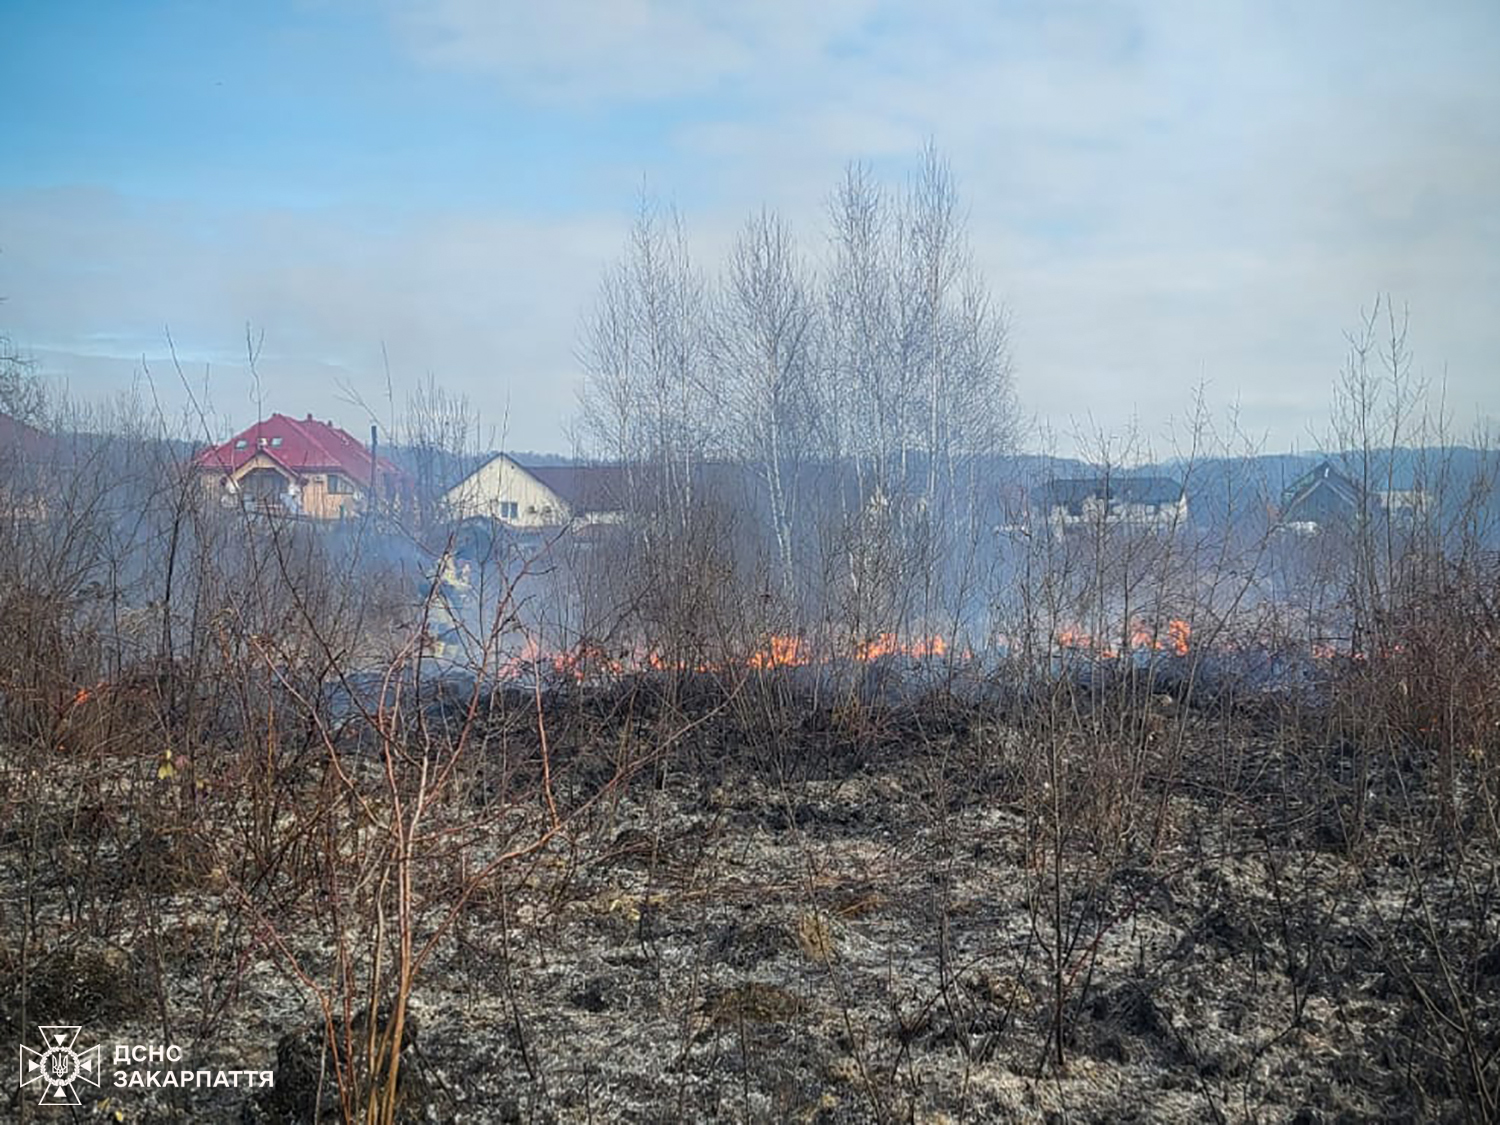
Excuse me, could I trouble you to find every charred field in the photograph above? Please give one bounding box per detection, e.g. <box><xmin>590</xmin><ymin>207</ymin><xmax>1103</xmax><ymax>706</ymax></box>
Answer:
<box><xmin>8</xmin><ymin>35</ymin><xmax>1500</xmax><ymax>1122</ymax></box>
<box><xmin>3</xmin><ymin>657</ymin><xmax>1499</xmax><ymax>1124</ymax></box>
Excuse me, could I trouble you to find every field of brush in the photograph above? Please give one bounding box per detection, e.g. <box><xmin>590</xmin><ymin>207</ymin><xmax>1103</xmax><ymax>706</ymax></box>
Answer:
<box><xmin>4</xmin><ymin>661</ymin><xmax>1498</xmax><ymax>1123</ymax></box>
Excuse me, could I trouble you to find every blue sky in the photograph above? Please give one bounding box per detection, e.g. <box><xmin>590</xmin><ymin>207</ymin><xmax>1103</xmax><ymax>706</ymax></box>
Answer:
<box><xmin>2</xmin><ymin>0</ymin><xmax>1497</xmax><ymax>455</ymax></box>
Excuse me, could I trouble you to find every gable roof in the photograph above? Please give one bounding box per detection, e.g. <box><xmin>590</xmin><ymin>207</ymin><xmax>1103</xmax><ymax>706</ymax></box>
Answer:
<box><xmin>194</xmin><ymin>413</ymin><xmax>406</xmax><ymax>484</ymax></box>
<box><xmin>1281</xmin><ymin>460</ymin><xmax>1364</xmax><ymax>509</ymax></box>
<box><xmin>520</xmin><ymin>462</ymin><xmax>628</xmax><ymax>515</ymax></box>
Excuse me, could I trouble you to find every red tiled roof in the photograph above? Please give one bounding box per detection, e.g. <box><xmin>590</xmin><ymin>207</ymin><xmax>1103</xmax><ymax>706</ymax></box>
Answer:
<box><xmin>194</xmin><ymin>413</ymin><xmax>406</xmax><ymax>485</ymax></box>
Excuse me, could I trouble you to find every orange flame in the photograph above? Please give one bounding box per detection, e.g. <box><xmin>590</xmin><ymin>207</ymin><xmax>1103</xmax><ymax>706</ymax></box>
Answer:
<box><xmin>1056</xmin><ymin>627</ymin><xmax>1116</xmax><ymax>658</ymax></box>
<box><xmin>1056</xmin><ymin>619</ymin><xmax>1190</xmax><ymax>658</ymax></box>
<box><xmin>1167</xmin><ymin>619</ymin><xmax>1190</xmax><ymax>656</ymax></box>
<box><xmin>67</xmin><ymin>681</ymin><xmax>109</xmax><ymax>710</ymax></box>
<box><xmin>907</xmin><ymin>635</ymin><xmax>948</xmax><ymax>659</ymax></box>
<box><xmin>854</xmin><ymin>632</ymin><xmax>899</xmax><ymax>661</ymax></box>
<box><xmin>852</xmin><ymin>633</ymin><xmax>950</xmax><ymax>661</ymax></box>
<box><xmin>491</xmin><ymin>630</ymin><xmax>963</xmax><ymax>681</ymax></box>
<box><xmin>747</xmin><ymin>635</ymin><xmax>811</xmax><ymax>669</ymax></box>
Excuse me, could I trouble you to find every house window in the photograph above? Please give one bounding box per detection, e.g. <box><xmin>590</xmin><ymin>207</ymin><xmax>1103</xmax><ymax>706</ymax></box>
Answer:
<box><xmin>234</xmin><ymin>439</ymin><xmax>248</xmax><ymax>449</ymax></box>
<box><xmin>270</xmin><ymin>436</ymin><xmax>283</xmax><ymax>447</ymax></box>
<box><xmin>499</xmin><ymin>501</ymin><xmax>519</xmax><ymax>520</ymax></box>
<box><xmin>327</xmin><ymin>474</ymin><xmax>352</xmax><ymax>495</ymax></box>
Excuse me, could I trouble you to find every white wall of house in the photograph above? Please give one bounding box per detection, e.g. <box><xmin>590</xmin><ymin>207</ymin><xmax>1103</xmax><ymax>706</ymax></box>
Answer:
<box><xmin>443</xmin><ymin>454</ymin><xmax>572</xmax><ymax>527</ymax></box>
<box><xmin>1383</xmin><ymin>489</ymin><xmax>1426</xmax><ymax>516</ymax></box>
<box><xmin>1116</xmin><ymin>495</ymin><xmax>1188</xmax><ymax>529</ymax></box>
<box><xmin>1047</xmin><ymin>494</ymin><xmax>1187</xmax><ymax>534</ymax></box>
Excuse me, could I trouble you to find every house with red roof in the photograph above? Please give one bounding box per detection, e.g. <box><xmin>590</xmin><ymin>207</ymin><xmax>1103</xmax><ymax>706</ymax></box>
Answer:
<box><xmin>194</xmin><ymin>413</ymin><xmax>411</xmax><ymax>520</ymax></box>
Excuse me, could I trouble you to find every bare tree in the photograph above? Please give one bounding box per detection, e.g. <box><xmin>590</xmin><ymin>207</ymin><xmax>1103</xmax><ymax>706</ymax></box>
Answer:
<box><xmin>820</xmin><ymin>147</ymin><xmax>1017</xmax><ymax>642</ymax></box>
<box><xmin>577</xmin><ymin>149</ymin><xmax>1018</xmax><ymax>662</ymax></box>
<box><xmin>578</xmin><ymin>194</ymin><xmax>739</xmax><ymax>669</ymax></box>
<box><xmin>714</xmin><ymin>207</ymin><xmax>819</xmax><ymax>594</ymax></box>
<box><xmin>822</xmin><ymin>161</ymin><xmax>896</xmax><ymax>473</ymax></box>
<box><xmin>579</xmin><ymin>194</ymin><xmax>720</xmax><ymax>500</ymax></box>
<box><xmin>399</xmin><ymin>373</ymin><xmax>476</xmax><ymax>527</ymax></box>
<box><xmin>0</xmin><ymin>330</ymin><xmax>47</xmax><ymax>425</ymax></box>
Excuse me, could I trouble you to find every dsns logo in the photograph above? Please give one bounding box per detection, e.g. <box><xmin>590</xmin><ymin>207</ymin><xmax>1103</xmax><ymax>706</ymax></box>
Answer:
<box><xmin>18</xmin><ymin>1025</ymin><xmax>102</xmax><ymax>1106</ymax></box>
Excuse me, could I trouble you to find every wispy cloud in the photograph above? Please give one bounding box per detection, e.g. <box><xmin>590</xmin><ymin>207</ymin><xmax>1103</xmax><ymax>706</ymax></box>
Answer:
<box><xmin>2</xmin><ymin>0</ymin><xmax>1496</xmax><ymax>452</ymax></box>
<box><xmin>0</xmin><ymin>187</ymin><xmax>621</xmax><ymax>444</ymax></box>
<box><xmin>387</xmin><ymin>0</ymin><xmax>884</xmax><ymax>103</ymax></box>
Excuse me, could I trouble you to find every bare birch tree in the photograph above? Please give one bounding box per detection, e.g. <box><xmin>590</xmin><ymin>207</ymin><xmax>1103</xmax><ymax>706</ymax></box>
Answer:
<box><xmin>821</xmin><ymin>146</ymin><xmax>1016</xmax><ymax>638</ymax></box>
<box><xmin>579</xmin><ymin>194</ymin><xmax>718</xmax><ymax>515</ymax></box>
<box><xmin>714</xmin><ymin>207</ymin><xmax>819</xmax><ymax>594</ymax></box>
<box><xmin>578</xmin><ymin>148</ymin><xmax>1016</xmax><ymax>653</ymax></box>
<box><xmin>578</xmin><ymin>194</ymin><xmax>734</xmax><ymax>667</ymax></box>
<box><xmin>1</xmin><ymin>330</ymin><xmax>47</xmax><ymax>425</ymax></box>
<box><xmin>400</xmin><ymin>373</ymin><xmax>476</xmax><ymax>527</ymax></box>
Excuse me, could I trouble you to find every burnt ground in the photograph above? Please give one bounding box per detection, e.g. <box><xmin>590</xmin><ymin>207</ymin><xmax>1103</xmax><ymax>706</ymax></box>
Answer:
<box><xmin>3</xmin><ymin>684</ymin><xmax>1499</xmax><ymax>1123</ymax></box>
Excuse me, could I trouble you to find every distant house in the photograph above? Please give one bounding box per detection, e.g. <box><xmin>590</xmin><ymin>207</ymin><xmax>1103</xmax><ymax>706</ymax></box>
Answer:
<box><xmin>194</xmin><ymin>413</ymin><xmax>410</xmax><ymax>520</ymax></box>
<box><xmin>1277</xmin><ymin>459</ymin><xmax>1429</xmax><ymax>533</ymax></box>
<box><xmin>443</xmin><ymin>454</ymin><xmax>626</xmax><ymax>529</ymax></box>
<box><xmin>1380</xmin><ymin>488</ymin><xmax>1427</xmax><ymax>519</ymax></box>
<box><xmin>1039</xmin><ymin>476</ymin><xmax>1187</xmax><ymax>534</ymax></box>
<box><xmin>1278</xmin><ymin>461</ymin><xmax>1367</xmax><ymax>532</ymax></box>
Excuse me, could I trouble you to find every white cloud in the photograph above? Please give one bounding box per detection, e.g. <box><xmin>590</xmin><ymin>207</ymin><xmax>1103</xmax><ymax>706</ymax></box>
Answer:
<box><xmin>0</xmin><ymin>188</ymin><xmax>624</xmax><ymax>448</ymax></box>
<box><xmin>4</xmin><ymin>0</ymin><xmax>1496</xmax><ymax>456</ymax></box>
<box><xmin>386</xmin><ymin>0</ymin><xmax>882</xmax><ymax>103</ymax></box>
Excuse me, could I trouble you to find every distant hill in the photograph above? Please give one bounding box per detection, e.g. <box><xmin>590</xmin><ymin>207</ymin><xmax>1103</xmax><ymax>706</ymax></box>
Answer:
<box><xmin>505</xmin><ymin>450</ymin><xmax>578</xmax><ymax>468</ymax></box>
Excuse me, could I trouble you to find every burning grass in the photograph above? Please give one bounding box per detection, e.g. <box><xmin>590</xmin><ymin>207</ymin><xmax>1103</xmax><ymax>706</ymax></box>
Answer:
<box><xmin>3</xmin><ymin>654</ymin><xmax>1499</xmax><ymax>1121</ymax></box>
<box><xmin>4</xmin><ymin>510</ymin><xmax>1499</xmax><ymax>1123</ymax></box>
<box><xmin>487</xmin><ymin>630</ymin><xmax>966</xmax><ymax>681</ymax></box>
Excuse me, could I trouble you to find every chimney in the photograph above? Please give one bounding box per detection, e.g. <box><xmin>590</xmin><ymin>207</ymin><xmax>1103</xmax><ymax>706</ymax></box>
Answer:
<box><xmin>305</xmin><ymin>413</ymin><xmax>313</xmax><ymax>422</ymax></box>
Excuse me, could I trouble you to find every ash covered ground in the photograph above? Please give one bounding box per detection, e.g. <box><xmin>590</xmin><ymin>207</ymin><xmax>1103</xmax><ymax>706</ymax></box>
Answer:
<box><xmin>3</xmin><ymin>674</ymin><xmax>1497</xmax><ymax>1123</ymax></box>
